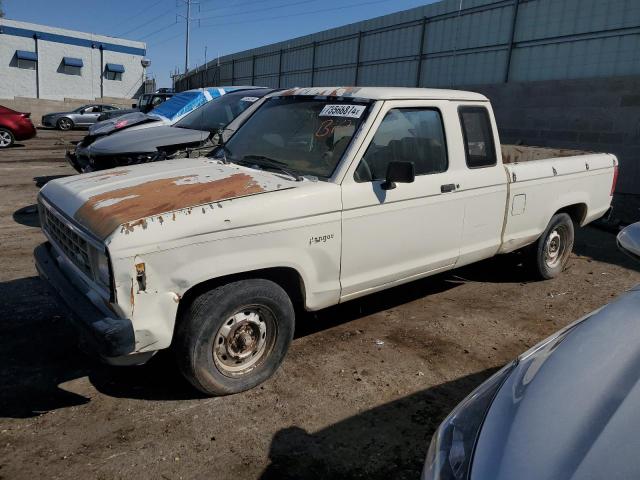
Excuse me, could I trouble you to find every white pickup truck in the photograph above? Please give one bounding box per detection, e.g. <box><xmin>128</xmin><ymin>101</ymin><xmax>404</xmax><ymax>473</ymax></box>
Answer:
<box><xmin>35</xmin><ymin>87</ymin><xmax>618</xmax><ymax>395</ymax></box>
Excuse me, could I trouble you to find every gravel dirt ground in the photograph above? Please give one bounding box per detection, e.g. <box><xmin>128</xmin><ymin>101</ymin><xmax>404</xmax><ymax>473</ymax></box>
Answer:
<box><xmin>1</xmin><ymin>130</ymin><xmax>639</xmax><ymax>480</ymax></box>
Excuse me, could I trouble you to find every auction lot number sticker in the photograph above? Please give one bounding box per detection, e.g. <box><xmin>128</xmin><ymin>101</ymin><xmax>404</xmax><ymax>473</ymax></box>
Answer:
<box><xmin>319</xmin><ymin>104</ymin><xmax>366</xmax><ymax>118</ymax></box>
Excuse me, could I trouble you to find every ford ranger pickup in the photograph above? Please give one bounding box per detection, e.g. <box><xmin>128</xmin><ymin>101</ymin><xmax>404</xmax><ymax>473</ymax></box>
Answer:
<box><xmin>34</xmin><ymin>87</ymin><xmax>618</xmax><ymax>395</ymax></box>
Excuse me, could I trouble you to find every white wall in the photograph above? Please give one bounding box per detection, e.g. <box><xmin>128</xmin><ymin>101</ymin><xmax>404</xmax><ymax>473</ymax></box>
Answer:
<box><xmin>0</xmin><ymin>19</ymin><xmax>146</xmax><ymax>101</ymax></box>
<box><xmin>0</xmin><ymin>34</ymin><xmax>38</xmax><ymax>99</ymax></box>
<box><xmin>102</xmin><ymin>50</ymin><xmax>145</xmax><ymax>99</ymax></box>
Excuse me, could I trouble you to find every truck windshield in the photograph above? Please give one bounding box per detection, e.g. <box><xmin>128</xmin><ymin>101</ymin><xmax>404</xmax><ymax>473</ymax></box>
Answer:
<box><xmin>221</xmin><ymin>96</ymin><xmax>371</xmax><ymax>179</ymax></box>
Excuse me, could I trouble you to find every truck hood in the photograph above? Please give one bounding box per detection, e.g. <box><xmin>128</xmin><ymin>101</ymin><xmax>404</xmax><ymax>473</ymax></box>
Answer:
<box><xmin>40</xmin><ymin>158</ymin><xmax>297</xmax><ymax>241</ymax></box>
<box><xmin>471</xmin><ymin>285</ymin><xmax>640</xmax><ymax>480</ymax></box>
<box><xmin>87</xmin><ymin>125</ymin><xmax>209</xmax><ymax>155</ymax></box>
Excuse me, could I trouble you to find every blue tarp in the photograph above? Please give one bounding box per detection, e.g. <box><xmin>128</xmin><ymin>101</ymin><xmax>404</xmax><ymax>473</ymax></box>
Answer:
<box><xmin>149</xmin><ymin>87</ymin><xmax>242</xmax><ymax>122</ymax></box>
<box><xmin>16</xmin><ymin>50</ymin><xmax>37</xmax><ymax>61</ymax></box>
<box><xmin>63</xmin><ymin>57</ymin><xmax>83</xmax><ymax>67</ymax></box>
<box><xmin>105</xmin><ymin>63</ymin><xmax>125</xmax><ymax>73</ymax></box>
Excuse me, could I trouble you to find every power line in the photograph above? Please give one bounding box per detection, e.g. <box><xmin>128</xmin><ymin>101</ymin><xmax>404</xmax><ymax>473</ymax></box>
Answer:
<box><xmin>148</xmin><ymin>30</ymin><xmax>184</xmax><ymax>48</ymax></box>
<box><xmin>198</xmin><ymin>0</ymin><xmax>393</xmax><ymax>28</ymax></box>
<box><xmin>195</xmin><ymin>0</ymin><xmax>321</xmax><ymax>22</ymax></box>
<box><xmin>112</xmin><ymin>0</ymin><xmax>166</xmax><ymax>31</ymax></box>
<box><xmin>138</xmin><ymin>20</ymin><xmax>179</xmax><ymax>40</ymax></box>
<box><xmin>117</xmin><ymin>5</ymin><xmax>178</xmax><ymax>38</ymax></box>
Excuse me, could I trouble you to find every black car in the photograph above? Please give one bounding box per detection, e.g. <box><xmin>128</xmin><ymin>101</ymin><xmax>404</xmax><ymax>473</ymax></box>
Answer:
<box><xmin>67</xmin><ymin>88</ymin><xmax>274</xmax><ymax>172</ymax></box>
<box><xmin>96</xmin><ymin>92</ymin><xmax>174</xmax><ymax>122</ymax></box>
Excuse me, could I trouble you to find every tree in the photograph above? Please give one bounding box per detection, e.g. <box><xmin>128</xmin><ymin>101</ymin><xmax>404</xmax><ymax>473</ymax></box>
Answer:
<box><xmin>0</xmin><ymin>0</ymin><xmax>4</xmax><ymax>18</ymax></box>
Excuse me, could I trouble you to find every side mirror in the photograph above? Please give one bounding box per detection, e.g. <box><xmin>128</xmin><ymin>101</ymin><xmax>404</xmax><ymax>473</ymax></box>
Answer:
<box><xmin>617</xmin><ymin>222</ymin><xmax>640</xmax><ymax>262</ymax></box>
<box><xmin>381</xmin><ymin>161</ymin><xmax>415</xmax><ymax>190</ymax></box>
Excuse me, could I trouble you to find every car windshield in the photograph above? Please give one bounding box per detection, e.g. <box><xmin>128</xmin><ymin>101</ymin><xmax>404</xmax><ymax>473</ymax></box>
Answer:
<box><xmin>73</xmin><ymin>106</ymin><xmax>88</xmax><ymax>113</ymax></box>
<box><xmin>221</xmin><ymin>96</ymin><xmax>371</xmax><ymax>179</ymax></box>
<box><xmin>175</xmin><ymin>91</ymin><xmax>266</xmax><ymax>132</ymax></box>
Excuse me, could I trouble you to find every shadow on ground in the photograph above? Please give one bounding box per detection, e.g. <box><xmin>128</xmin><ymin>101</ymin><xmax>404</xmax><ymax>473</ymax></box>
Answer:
<box><xmin>1</xmin><ymin>227</ymin><xmax>632</xmax><ymax>418</ymax></box>
<box><xmin>34</xmin><ymin>175</ymin><xmax>72</xmax><ymax>187</ymax></box>
<box><xmin>12</xmin><ymin>204</ymin><xmax>40</xmax><ymax>228</ymax></box>
<box><xmin>260</xmin><ymin>368</ymin><xmax>497</xmax><ymax>480</ymax></box>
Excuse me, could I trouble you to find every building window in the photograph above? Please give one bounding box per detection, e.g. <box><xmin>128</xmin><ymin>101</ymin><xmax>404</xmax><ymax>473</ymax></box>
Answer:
<box><xmin>15</xmin><ymin>50</ymin><xmax>37</xmax><ymax>70</ymax></box>
<box><xmin>62</xmin><ymin>57</ymin><xmax>83</xmax><ymax>76</ymax></box>
<box><xmin>105</xmin><ymin>63</ymin><xmax>125</xmax><ymax>81</ymax></box>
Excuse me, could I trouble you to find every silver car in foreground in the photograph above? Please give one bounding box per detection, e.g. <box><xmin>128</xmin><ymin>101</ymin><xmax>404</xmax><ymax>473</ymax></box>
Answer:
<box><xmin>41</xmin><ymin>104</ymin><xmax>120</xmax><ymax>130</ymax></box>
<box><xmin>423</xmin><ymin>222</ymin><xmax>640</xmax><ymax>480</ymax></box>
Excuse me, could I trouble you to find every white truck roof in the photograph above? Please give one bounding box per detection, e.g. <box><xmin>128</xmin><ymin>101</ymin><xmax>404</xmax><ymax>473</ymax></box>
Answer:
<box><xmin>277</xmin><ymin>86</ymin><xmax>488</xmax><ymax>102</ymax></box>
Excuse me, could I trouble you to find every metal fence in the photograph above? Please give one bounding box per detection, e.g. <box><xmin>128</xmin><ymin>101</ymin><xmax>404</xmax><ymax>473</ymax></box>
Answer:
<box><xmin>176</xmin><ymin>0</ymin><xmax>640</xmax><ymax>91</ymax></box>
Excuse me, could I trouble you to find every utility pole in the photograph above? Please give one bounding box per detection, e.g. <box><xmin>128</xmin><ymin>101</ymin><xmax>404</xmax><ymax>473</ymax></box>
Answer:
<box><xmin>177</xmin><ymin>0</ymin><xmax>199</xmax><ymax>74</ymax></box>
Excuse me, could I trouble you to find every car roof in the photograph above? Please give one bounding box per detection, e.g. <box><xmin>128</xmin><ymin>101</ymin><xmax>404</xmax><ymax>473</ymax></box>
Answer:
<box><xmin>223</xmin><ymin>88</ymin><xmax>275</xmax><ymax>97</ymax></box>
<box><xmin>276</xmin><ymin>86</ymin><xmax>488</xmax><ymax>102</ymax></box>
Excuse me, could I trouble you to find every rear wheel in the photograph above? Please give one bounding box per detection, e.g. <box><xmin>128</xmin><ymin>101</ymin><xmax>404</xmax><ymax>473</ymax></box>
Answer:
<box><xmin>175</xmin><ymin>279</ymin><xmax>295</xmax><ymax>396</ymax></box>
<box><xmin>57</xmin><ymin>117</ymin><xmax>73</xmax><ymax>131</ymax></box>
<box><xmin>0</xmin><ymin>128</ymin><xmax>14</xmax><ymax>148</ymax></box>
<box><xmin>530</xmin><ymin>213</ymin><xmax>574</xmax><ymax>279</ymax></box>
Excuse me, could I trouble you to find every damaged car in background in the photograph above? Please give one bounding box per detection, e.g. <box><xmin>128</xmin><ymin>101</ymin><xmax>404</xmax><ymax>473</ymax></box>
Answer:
<box><xmin>66</xmin><ymin>87</ymin><xmax>271</xmax><ymax>172</ymax></box>
<box><xmin>95</xmin><ymin>91</ymin><xmax>174</xmax><ymax>122</ymax></box>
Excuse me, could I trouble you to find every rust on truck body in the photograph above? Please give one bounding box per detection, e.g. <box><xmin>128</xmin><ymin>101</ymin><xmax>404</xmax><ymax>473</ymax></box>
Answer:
<box><xmin>74</xmin><ymin>173</ymin><xmax>266</xmax><ymax>239</ymax></box>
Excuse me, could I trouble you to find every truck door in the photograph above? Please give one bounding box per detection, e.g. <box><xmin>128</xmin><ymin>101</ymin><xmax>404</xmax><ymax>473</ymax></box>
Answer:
<box><xmin>339</xmin><ymin>100</ymin><xmax>465</xmax><ymax>300</ymax></box>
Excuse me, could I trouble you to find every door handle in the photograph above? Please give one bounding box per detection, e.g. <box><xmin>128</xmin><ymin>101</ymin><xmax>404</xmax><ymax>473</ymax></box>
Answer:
<box><xmin>441</xmin><ymin>183</ymin><xmax>456</xmax><ymax>193</ymax></box>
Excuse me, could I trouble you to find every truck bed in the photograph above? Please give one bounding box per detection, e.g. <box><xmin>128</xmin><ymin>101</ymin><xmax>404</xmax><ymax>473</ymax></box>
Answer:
<box><xmin>498</xmin><ymin>149</ymin><xmax>617</xmax><ymax>255</ymax></box>
<box><xmin>501</xmin><ymin>145</ymin><xmax>593</xmax><ymax>164</ymax></box>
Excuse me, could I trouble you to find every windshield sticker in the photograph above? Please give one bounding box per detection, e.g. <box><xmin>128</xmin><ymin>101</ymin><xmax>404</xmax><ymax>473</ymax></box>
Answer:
<box><xmin>315</xmin><ymin>119</ymin><xmax>353</xmax><ymax>138</ymax></box>
<box><xmin>319</xmin><ymin>104</ymin><xmax>366</xmax><ymax>119</ymax></box>
<box><xmin>241</xmin><ymin>96</ymin><xmax>260</xmax><ymax>102</ymax></box>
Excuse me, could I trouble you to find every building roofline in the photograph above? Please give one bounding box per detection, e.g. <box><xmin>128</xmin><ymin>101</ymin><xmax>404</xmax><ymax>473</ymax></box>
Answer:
<box><xmin>0</xmin><ymin>18</ymin><xmax>146</xmax><ymax>56</ymax></box>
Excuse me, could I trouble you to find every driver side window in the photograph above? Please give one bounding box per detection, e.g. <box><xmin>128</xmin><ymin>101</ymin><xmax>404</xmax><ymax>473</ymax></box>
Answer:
<box><xmin>355</xmin><ymin>108</ymin><xmax>448</xmax><ymax>182</ymax></box>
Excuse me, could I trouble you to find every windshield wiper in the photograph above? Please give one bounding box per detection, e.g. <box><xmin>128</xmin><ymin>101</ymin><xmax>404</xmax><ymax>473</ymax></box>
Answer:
<box><xmin>236</xmin><ymin>155</ymin><xmax>303</xmax><ymax>181</ymax></box>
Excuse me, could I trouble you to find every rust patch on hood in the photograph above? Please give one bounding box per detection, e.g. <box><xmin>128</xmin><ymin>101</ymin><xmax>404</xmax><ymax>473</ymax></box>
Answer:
<box><xmin>74</xmin><ymin>173</ymin><xmax>265</xmax><ymax>239</ymax></box>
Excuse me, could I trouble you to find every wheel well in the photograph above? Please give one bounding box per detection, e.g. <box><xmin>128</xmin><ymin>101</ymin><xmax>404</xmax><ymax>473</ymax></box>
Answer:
<box><xmin>175</xmin><ymin>267</ymin><xmax>306</xmax><ymax>326</ymax></box>
<box><xmin>555</xmin><ymin>203</ymin><xmax>587</xmax><ymax>226</ymax></box>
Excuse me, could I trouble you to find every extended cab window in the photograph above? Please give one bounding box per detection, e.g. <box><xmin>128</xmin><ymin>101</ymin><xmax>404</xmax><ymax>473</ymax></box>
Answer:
<box><xmin>459</xmin><ymin>106</ymin><xmax>496</xmax><ymax>168</ymax></box>
<box><xmin>355</xmin><ymin>108</ymin><xmax>448</xmax><ymax>182</ymax></box>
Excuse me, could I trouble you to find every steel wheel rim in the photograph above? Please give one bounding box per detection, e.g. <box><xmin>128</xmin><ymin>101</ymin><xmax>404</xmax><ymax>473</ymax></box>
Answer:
<box><xmin>0</xmin><ymin>131</ymin><xmax>11</xmax><ymax>147</ymax></box>
<box><xmin>213</xmin><ymin>305</ymin><xmax>277</xmax><ymax>377</ymax></box>
<box><xmin>544</xmin><ymin>226</ymin><xmax>569</xmax><ymax>269</ymax></box>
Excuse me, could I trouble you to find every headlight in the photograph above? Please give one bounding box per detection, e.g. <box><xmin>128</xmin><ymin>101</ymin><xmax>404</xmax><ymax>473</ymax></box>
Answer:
<box><xmin>89</xmin><ymin>246</ymin><xmax>111</xmax><ymax>288</ymax></box>
<box><xmin>422</xmin><ymin>361</ymin><xmax>517</xmax><ymax>480</ymax></box>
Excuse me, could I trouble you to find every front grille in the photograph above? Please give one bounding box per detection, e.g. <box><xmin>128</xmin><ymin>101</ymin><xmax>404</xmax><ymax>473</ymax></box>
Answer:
<box><xmin>40</xmin><ymin>202</ymin><xmax>93</xmax><ymax>278</ymax></box>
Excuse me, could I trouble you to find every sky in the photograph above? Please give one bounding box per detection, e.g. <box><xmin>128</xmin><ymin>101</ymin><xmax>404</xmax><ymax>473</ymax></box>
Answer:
<box><xmin>3</xmin><ymin>0</ymin><xmax>438</xmax><ymax>87</ymax></box>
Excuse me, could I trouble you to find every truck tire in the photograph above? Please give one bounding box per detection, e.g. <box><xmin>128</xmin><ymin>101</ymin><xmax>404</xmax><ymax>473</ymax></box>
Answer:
<box><xmin>175</xmin><ymin>279</ymin><xmax>295</xmax><ymax>396</ymax></box>
<box><xmin>531</xmin><ymin>213</ymin><xmax>574</xmax><ymax>279</ymax></box>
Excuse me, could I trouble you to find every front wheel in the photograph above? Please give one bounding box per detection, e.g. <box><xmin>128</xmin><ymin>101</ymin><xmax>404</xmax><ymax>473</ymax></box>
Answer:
<box><xmin>175</xmin><ymin>279</ymin><xmax>295</xmax><ymax>396</ymax></box>
<box><xmin>530</xmin><ymin>213</ymin><xmax>575</xmax><ymax>279</ymax></box>
<box><xmin>57</xmin><ymin>117</ymin><xmax>73</xmax><ymax>131</ymax></box>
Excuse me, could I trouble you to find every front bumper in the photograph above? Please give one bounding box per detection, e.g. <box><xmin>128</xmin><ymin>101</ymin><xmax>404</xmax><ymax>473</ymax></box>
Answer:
<box><xmin>34</xmin><ymin>242</ymin><xmax>136</xmax><ymax>359</ymax></box>
<box><xmin>41</xmin><ymin>117</ymin><xmax>57</xmax><ymax>128</ymax></box>
<box><xmin>65</xmin><ymin>148</ymin><xmax>89</xmax><ymax>173</ymax></box>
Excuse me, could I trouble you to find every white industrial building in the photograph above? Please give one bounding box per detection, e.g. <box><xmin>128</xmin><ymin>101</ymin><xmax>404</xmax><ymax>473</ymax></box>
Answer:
<box><xmin>0</xmin><ymin>19</ymin><xmax>147</xmax><ymax>101</ymax></box>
